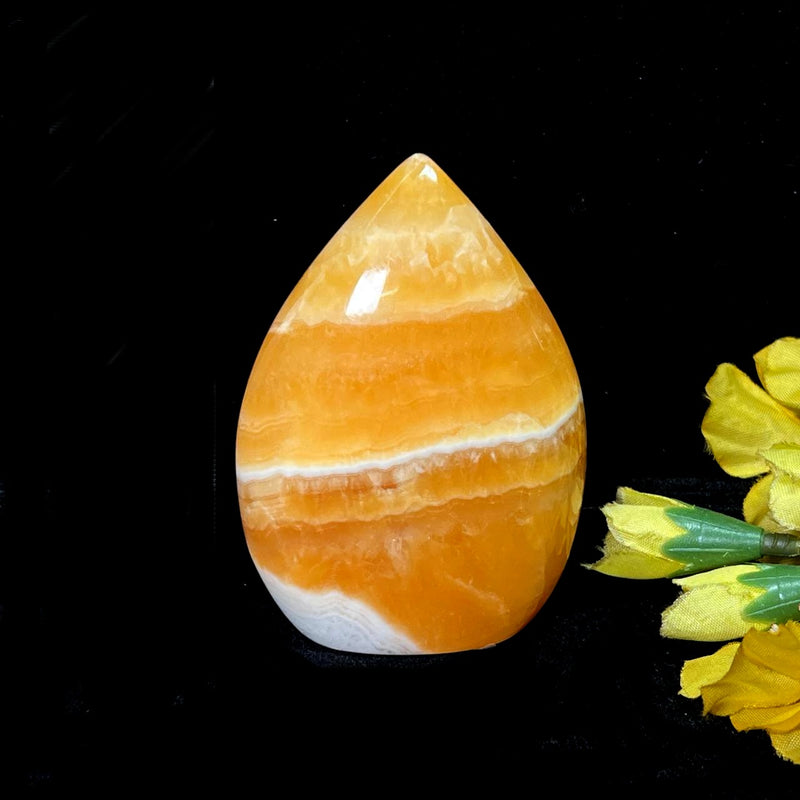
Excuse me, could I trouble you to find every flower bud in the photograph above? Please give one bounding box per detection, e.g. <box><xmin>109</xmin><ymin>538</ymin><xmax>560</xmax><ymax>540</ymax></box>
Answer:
<box><xmin>661</xmin><ymin>563</ymin><xmax>800</xmax><ymax>641</ymax></box>
<box><xmin>587</xmin><ymin>487</ymin><xmax>773</xmax><ymax>579</ymax></box>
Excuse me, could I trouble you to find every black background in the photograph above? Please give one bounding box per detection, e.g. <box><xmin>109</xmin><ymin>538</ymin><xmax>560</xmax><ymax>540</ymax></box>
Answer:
<box><xmin>6</xmin><ymin>4</ymin><xmax>800</xmax><ymax>794</ymax></box>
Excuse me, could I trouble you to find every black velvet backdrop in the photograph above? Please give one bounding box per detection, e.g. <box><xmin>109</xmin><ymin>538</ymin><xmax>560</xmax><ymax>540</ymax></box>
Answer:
<box><xmin>8</xmin><ymin>4</ymin><xmax>800</xmax><ymax>794</ymax></box>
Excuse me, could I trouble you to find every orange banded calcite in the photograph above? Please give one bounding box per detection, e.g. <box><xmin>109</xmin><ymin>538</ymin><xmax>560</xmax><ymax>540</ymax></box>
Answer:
<box><xmin>236</xmin><ymin>154</ymin><xmax>586</xmax><ymax>655</ymax></box>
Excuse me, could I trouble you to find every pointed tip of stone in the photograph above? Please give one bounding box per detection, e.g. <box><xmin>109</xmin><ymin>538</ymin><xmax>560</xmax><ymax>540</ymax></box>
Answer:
<box><xmin>392</xmin><ymin>153</ymin><xmax>456</xmax><ymax>192</ymax></box>
<box><xmin>403</xmin><ymin>152</ymin><xmax>440</xmax><ymax>174</ymax></box>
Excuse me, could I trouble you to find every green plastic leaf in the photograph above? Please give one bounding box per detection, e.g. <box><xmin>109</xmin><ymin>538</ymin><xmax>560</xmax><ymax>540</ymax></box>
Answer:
<box><xmin>740</xmin><ymin>564</ymin><xmax>800</xmax><ymax>624</ymax></box>
<box><xmin>662</xmin><ymin>505</ymin><xmax>764</xmax><ymax>574</ymax></box>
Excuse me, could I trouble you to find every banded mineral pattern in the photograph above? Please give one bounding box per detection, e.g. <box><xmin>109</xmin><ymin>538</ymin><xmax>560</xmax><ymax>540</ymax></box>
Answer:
<box><xmin>236</xmin><ymin>154</ymin><xmax>586</xmax><ymax>654</ymax></box>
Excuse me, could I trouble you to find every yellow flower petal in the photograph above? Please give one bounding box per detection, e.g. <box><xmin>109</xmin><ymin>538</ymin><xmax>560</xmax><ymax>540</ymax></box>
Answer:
<box><xmin>763</xmin><ymin>443</ymin><xmax>800</xmax><ymax>479</ymax></box>
<box><xmin>702</xmin><ymin>651</ymin><xmax>800</xmax><ymax>716</ymax></box>
<box><xmin>614</xmin><ymin>486</ymin><xmax>683</xmax><ymax>508</ymax></box>
<box><xmin>701</xmin><ymin>623</ymin><xmax>800</xmax><ymax>716</ymax></box>
<box><xmin>680</xmin><ymin>624</ymin><xmax>800</xmax><ymax>764</ymax></box>
<box><xmin>679</xmin><ymin>641</ymin><xmax>739</xmax><ymax>698</ymax></box>
<box><xmin>603</xmin><ymin>504</ymin><xmax>686</xmax><ymax>557</ymax></box>
<box><xmin>662</xmin><ymin>585</ymin><xmax>756</xmax><ymax>641</ymax></box>
<box><xmin>587</xmin><ymin>540</ymin><xmax>681</xmax><ymax>579</ymax></box>
<box><xmin>743</xmin><ymin>473</ymin><xmax>780</xmax><ymax>531</ymax></box>
<box><xmin>585</xmin><ymin>488</ymin><xmax>687</xmax><ymax>578</ymax></box>
<box><xmin>701</xmin><ymin>363</ymin><xmax>800</xmax><ymax>477</ymax></box>
<box><xmin>770</xmin><ymin>474</ymin><xmax>800</xmax><ymax>531</ymax></box>
<box><xmin>661</xmin><ymin>565</ymin><xmax>767</xmax><ymax>641</ymax></box>
<box><xmin>770</xmin><ymin>728</ymin><xmax>800</xmax><ymax>763</ymax></box>
<box><xmin>730</xmin><ymin>701</ymin><xmax>800</xmax><ymax>733</ymax></box>
<box><xmin>740</xmin><ymin>619</ymin><xmax>800</xmax><ymax>677</ymax></box>
<box><xmin>762</xmin><ymin>444</ymin><xmax>800</xmax><ymax>530</ymax></box>
<box><xmin>754</xmin><ymin>336</ymin><xmax>800</xmax><ymax>413</ymax></box>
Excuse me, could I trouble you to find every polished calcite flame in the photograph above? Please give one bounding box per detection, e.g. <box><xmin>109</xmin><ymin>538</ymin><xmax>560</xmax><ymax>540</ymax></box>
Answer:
<box><xmin>236</xmin><ymin>154</ymin><xmax>586</xmax><ymax>655</ymax></box>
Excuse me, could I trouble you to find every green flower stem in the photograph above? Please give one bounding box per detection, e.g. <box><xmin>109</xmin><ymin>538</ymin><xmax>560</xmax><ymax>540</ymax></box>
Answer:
<box><xmin>762</xmin><ymin>531</ymin><xmax>800</xmax><ymax>559</ymax></box>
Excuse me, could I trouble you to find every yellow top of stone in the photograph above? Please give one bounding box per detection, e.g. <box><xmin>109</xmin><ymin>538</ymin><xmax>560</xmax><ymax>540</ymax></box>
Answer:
<box><xmin>272</xmin><ymin>153</ymin><xmax>533</xmax><ymax>330</ymax></box>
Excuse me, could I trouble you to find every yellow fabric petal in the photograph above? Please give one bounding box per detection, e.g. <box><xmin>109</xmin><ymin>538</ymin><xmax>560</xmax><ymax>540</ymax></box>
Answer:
<box><xmin>585</xmin><ymin>488</ymin><xmax>686</xmax><ymax>578</ymax></box>
<box><xmin>770</xmin><ymin>728</ymin><xmax>800</xmax><ymax>763</ymax></box>
<box><xmin>769</xmin><ymin>473</ymin><xmax>800</xmax><ymax>531</ymax></box>
<box><xmin>678</xmin><ymin>618</ymin><xmax>800</xmax><ymax>764</ymax></box>
<box><xmin>662</xmin><ymin>585</ymin><xmax>759</xmax><ymax>641</ymax></box>
<box><xmin>702</xmin><ymin>623</ymin><xmax>800</xmax><ymax>716</ymax></box>
<box><xmin>740</xmin><ymin>620</ymin><xmax>800</xmax><ymax>677</ymax></box>
<box><xmin>602</xmin><ymin>504</ymin><xmax>686</xmax><ymax>557</ymax></box>
<box><xmin>743</xmin><ymin>473</ymin><xmax>782</xmax><ymax>531</ymax></box>
<box><xmin>701</xmin><ymin>363</ymin><xmax>800</xmax><ymax>478</ymax></box>
<box><xmin>586</xmin><ymin>542</ymin><xmax>680</xmax><ymax>579</ymax></box>
<box><xmin>762</xmin><ymin>444</ymin><xmax>800</xmax><ymax>530</ymax></box>
<box><xmin>661</xmin><ymin>565</ymin><xmax>766</xmax><ymax>641</ymax></box>
<box><xmin>614</xmin><ymin>486</ymin><xmax>685</xmax><ymax>508</ymax></box>
<box><xmin>679</xmin><ymin>641</ymin><xmax>739</xmax><ymax>698</ymax></box>
<box><xmin>730</xmin><ymin>701</ymin><xmax>800</xmax><ymax>733</ymax></box>
<box><xmin>763</xmin><ymin>443</ymin><xmax>800</xmax><ymax>479</ymax></box>
<box><xmin>701</xmin><ymin>650</ymin><xmax>800</xmax><ymax>715</ymax></box>
<box><xmin>754</xmin><ymin>336</ymin><xmax>800</xmax><ymax>413</ymax></box>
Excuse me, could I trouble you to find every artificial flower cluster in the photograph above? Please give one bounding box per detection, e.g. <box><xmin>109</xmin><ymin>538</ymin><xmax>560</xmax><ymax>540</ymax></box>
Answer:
<box><xmin>587</xmin><ymin>336</ymin><xmax>800</xmax><ymax>763</ymax></box>
<box><xmin>680</xmin><ymin>621</ymin><xmax>800</xmax><ymax>764</ymax></box>
<box><xmin>703</xmin><ymin>335</ymin><xmax>800</xmax><ymax>533</ymax></box>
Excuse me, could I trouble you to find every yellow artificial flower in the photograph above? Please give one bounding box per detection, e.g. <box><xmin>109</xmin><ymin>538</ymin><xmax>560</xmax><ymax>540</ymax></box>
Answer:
<box><xmin>590</xmin><ymin>335</ymin><xmax>800</xmax><ymax>765</ymax></box>
<box><xmin>661</xmin><ymin>563</ymin><xmax>800</xmax><ymax>641</ymax></box>
<box><xmin>679</xmin><ymin>621</ymin><xmax>800</xmax><ymax>764</ymax></box>
<box><xmin>702</xmin><ymin>337</ymin><xmax>800</xmax><ymax>532</ymax></box>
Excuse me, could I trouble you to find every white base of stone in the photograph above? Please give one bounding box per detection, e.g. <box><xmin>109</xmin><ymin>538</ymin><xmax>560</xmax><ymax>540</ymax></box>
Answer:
<box><xmin>256</xmin><ymin>565</ymin><xmax>422</xmax><ymax>655</ymax></box>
